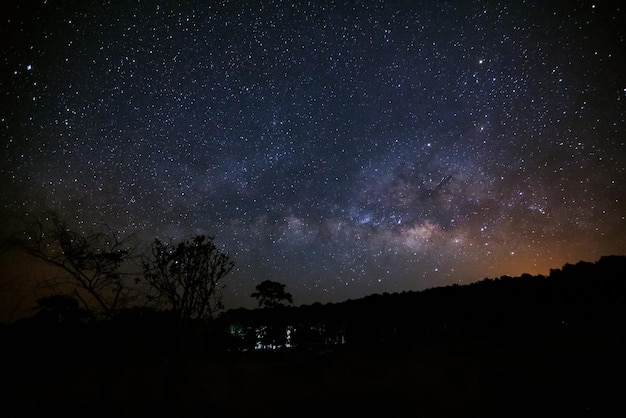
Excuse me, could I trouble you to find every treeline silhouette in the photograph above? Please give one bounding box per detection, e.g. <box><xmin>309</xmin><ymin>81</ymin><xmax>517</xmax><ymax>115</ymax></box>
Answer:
<box><xmin>220</xmin><ymin>255</ymin><xmax>626</xmax><ymax>349</ymax></box>
<box><xmin>2</xmin><ymin>255</ymin><xmax>625</xmax><ymax>418</ymax></box>
<box><xmin>3</xmin><ymin>255</ymin><xmax>624</xmax><ymax>356</ymax></box>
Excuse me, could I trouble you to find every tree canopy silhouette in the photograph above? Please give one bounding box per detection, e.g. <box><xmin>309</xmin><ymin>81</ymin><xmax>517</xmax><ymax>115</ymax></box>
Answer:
<box><xmin>14</xmin><ymin>211</ymin><xmax>137</xmax><ymax>319</ymax></box>
<box><xmin>251</xmin><ymin>280</ymin><xmax>293</xmax><ymax>308</ymax></box>
<box><xmin>141</xmin><ymin>235</ymin><xmax>234</xmax><ymax>320</ymax></box>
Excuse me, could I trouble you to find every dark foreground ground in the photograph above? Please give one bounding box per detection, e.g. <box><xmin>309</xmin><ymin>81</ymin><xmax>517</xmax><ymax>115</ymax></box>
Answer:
<box><xmin>3</xmin><ymin>334</ymin><xmax>625</xmax><ymax>418</ymax></box>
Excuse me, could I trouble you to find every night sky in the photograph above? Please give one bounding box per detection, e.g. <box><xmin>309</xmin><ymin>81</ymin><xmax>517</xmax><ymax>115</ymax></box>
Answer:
<box><xmin>1</xmin><ymin>0</ymin><xmax>625</xmax><ymax>310</ymax></box>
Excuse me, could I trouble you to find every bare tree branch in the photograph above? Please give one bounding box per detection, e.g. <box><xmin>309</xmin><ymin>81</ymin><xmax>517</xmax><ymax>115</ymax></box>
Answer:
<box><xmin>142</xmin><ymin>235</ymin><xmax>234</xmax><ymax>320</ymax></box>
<box><xmin>13</xmin><ymin>211</ymin><xmax>137</xmax><ymax>319</ymax></box>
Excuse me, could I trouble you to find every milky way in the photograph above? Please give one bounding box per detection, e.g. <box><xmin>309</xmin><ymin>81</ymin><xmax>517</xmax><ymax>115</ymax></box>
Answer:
<box><xmin>1</xmin><ymin>1</ymin><xmax>625</xmax><ymax>309</ymax></box>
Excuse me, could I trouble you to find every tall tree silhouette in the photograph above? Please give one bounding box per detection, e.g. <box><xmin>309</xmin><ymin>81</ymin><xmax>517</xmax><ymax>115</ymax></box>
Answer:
<box><xmin>142</xmin><ymin>235</ymin><xmax>234</xmax><ymax>320</ymax></box>
<box><xmin>251</xmin><ymin>280</ymin><xmax>293</xmax><ymax>308</ymax></box>
<box><xmin>14</xmin><ymin>211</ymin><xmax>136</xmax><ymax>319</ymax></box>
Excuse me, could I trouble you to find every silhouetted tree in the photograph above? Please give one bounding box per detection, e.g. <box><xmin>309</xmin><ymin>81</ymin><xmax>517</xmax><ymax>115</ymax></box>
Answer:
<box><xmin>14</xmin><ymin>211</ymin><xmax>137</xmax><ymax>319</ymax></box>
<box><xmin>251</xmin><ymin>280</ymin><xmax>293</xmax><ymax>308</ymax></box>
<box><xmin>141</xmin><ymin>235</ymin><xmax>234</xmax><ymax>320</ymax></box>
<box><xmin>0</xmin><ymin>251</ymin><xmax>24</xmax><ymax>323</ymax></box>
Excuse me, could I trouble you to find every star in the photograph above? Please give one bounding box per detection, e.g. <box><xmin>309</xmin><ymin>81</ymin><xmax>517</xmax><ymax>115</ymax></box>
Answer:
<box><xmin>0</xmin><ymin>0</ymin><xmax>624</xmax><ymax>315</ymax></box>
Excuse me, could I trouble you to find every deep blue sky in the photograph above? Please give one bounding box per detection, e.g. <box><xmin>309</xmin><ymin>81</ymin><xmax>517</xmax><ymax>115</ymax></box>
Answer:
<box><xmin>1</xmin><ymin>0</ymin><xmax>625</xmax><ymax>310</ymax></box>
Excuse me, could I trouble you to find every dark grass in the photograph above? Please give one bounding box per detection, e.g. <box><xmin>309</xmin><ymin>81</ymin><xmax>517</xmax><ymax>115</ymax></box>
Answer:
<box><xmin>4</xmin><ymin>335</ymin><xmax>624</xmax><ymax>417</ymax></box>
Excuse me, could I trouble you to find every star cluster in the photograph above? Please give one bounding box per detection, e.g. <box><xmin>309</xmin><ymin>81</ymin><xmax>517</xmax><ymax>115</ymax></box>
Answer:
<box><xmin>1</xmin><ymin>0</ymin><xmax>625</xmax><ymax>308</ymax></box>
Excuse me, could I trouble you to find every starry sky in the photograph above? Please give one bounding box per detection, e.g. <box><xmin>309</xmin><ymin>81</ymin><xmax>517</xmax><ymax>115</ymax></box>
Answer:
<box><xmin>1</xmin><ymin>0</ymin><xmax>625</xmax><ymax>310</ymax></box>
